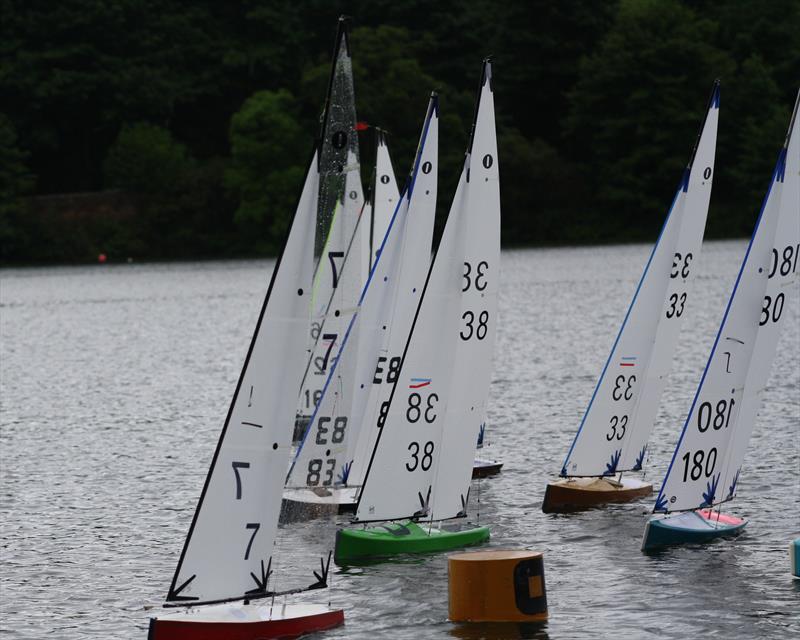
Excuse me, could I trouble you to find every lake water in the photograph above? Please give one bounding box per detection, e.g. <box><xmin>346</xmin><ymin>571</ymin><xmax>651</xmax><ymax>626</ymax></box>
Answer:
<box><xmin>1</xmin><ymin>241</ymin><xmax>798</xmax><ymax>639</ymax></box>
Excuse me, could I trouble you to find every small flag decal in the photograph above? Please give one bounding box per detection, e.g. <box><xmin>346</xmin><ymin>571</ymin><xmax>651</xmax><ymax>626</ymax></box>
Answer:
<box><xmin>620</xmin><ymin>356</ymin><xmax>637</xmax><ymax>367</ymax></box>
<box><xmin>409</xmin><ymin>378</ymin><xmax>431</xmax><ymax>389</ymax></box>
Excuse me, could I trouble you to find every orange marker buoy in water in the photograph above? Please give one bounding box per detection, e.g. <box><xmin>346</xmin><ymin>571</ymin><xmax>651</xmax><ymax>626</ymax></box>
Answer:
<box><xmin>98</xmin><ymin>253</ymin><xmax>107</xmax><ymax>263</ymax></box>
<box><xmin>448</xmin><ymin>549</ymin><xmax>548</xmax><ymax>623</ymax></box>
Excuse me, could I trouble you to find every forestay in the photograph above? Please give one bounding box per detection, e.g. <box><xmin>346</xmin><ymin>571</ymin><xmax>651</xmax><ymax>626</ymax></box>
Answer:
<box><xmin>355</xmin><ymin>61</ymin><xmax>497</xmax><ymax>523</ymax></box>
<box><xmin>288</xmin><ymin>97</ymin><xmax>438</xmax><ymax>491</ymax></box>
<box><xmin>166</xmin><ymin>154</ymin><xmax>318</xmax><ymax>605</ymax></box>
<box><xmin>561</xmin><ymin>83</ymin><xmax>720</xmax><ymax>478</ymax></box>
<box><xmin>655</xmin><ymin>90</ymin><xmax>799</xmax><ymax>514</ymax></box>
<box><xmin>296</xmin><ymin>19</ymin><xmax>365</xmax><ymax>420</ymax></box>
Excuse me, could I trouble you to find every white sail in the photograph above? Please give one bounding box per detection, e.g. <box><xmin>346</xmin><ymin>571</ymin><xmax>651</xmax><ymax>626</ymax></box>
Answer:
<box><xmin>287</xmin><ymin>97</ymin><xmax>438</xmax><ymax>490</ymax></box>
<box><xmin>655</xmin><ymin>91</ymin><xmax>799</xmax><ymax>514</ymax></box>
<box><xmin>166</xmin><ymin>154</ymin><xmax>318</xmax><ymax>605</ymax></box>
<box><xmin>561</xmin><ymin>83</ymin><xmax>720</xmax><ymax>478</ymax></box>
<box><xmin>430</xmin><ymin>64</ymin><xmax>500</xmax><ymax>521</ymax></box>
<box><xmin>370</xmin><ymin>131</ymin><xmax>401</xmax><ymax>271</ymax></box>
<box><xmin>296</xmin><ymin>21</ymin><xmax>364</xmax><ymax>420</ymax></box>
<box><xmin>355</xmin><ymin>61</ymin><xmax>497</xmax><ymax>523</ymax></box>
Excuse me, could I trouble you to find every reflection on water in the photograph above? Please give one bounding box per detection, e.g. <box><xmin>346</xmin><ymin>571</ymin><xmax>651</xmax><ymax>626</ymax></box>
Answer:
<box><xmin>1</xmin><ymin>241</ymin><xmax>798</xmax><ymax>639</ymax></box>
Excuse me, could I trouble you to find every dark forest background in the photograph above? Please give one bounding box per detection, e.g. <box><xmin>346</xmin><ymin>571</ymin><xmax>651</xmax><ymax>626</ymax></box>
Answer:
<box><xmin>1</xmin><ymin>0</ymin><xmax>798</xmax><ymax>263</ymax></box>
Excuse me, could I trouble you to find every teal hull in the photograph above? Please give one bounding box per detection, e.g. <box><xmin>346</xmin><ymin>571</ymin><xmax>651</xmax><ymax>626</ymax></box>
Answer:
<box><xmin>642</xmin><ymin>510</ymin><xmax>747</xmax><ymax>552</ymax></box>
<box><xmin>792</xmin><ymin>539</ymin><xmax>800</xmax><ymax>578</ymax></box>
<box><xmin>334</xmin><ymin>520</ymin><xmax>490</xmax><ymax>565</ymax></box>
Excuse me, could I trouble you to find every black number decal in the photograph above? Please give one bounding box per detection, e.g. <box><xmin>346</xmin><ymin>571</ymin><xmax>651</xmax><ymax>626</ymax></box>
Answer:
<box><xmin>407</xmin><ymin>393</ymin><xmax>438</xmax><ymax>423</ymax></box>
<box><xmin>760</xmin><ymin>293</ymin><xmax>785</xmax><ymax>325</ymax></box>
<box><xmin>328</xmin><ymin>251</ymin><xmax>344</xmax><ymax>288</ymax></box>
<box><xmin>681</xmin><ymin>448</ymin><xmax>717</xmax><ymax>482</ymax></box>
<box><xmin>331</xmin><ymin>416</ymin><xmax>347</xmax><ymax>443</ymax></box>
<box><xmin>666</xmin><ymin>292</ymin><xmax>687</xmax><ymax>318</ymax></box>
<box><xmin>406</xmin><ymin>441</ymin><xmax>434</xmax><ymax>472</ymax></box>
<box><xmin>304</xmin><ymin>389</ymin><xmax>322</xmax><ymax>409</ymax></box>
<box><xmin>376</xmin><ymin>400</ymin><xmax>389</xmax><ymax>428</ymax></box>
<box><xmin>320</xmin><ymin>333</ymin><xmax>337</xmax><ymax>372</ymax></box>
<box><xmin>606</xmin><ymin>415</ymin><xmax>628</xmax><ymax>441</ymax></box>
<box><xmin>307</xmin><ymin>459</ymin><xmax>322</xmax><ymax>485</ymax></box>
<box><xmin>373</xmin><ymin>356</ymin><xmax>386</xmax><ymax>383</ymax></box>
<box><xmin>475</xmin><ymin>261</ymin><xmax>488</xmax><ymax>291</ymax></box>
<box><xmin>670</xmin><ymin>253</ymin><xmax>693</xmax><ymax>280</ymax></box>
<box><xmin>315</xmin><ymin>416</ymin><xmax>330</xmax><ymax>444</ymax></box>
<box><xmin>232</xmin><ymin>461</ymin><xmax>250</xmax><ymax>499</ymax></box>
<box><xmin>460</xmin><ymin>310</ymin><xmax>489</xmax><ymax>340</ymax></box>
<box><xmin>244</xmin><ymin>522</ymin><xmax>260</xmax><ymax>560</ymax></box>
<box><xmin>703</xmin><ymin>167</ymin><xmax>712</xmax><ymax>180</ymax></box>
<box><xmin>422</xmin><ymin>161</ymin><xmax>432</xmax><ymax>174</ymax></box>
<box><xmin>612</xmin><ymin>374</ymin><xmax>636</xmax><ymax>401</ymax></box>
<box><xmin>697</xmin><ymin>398</ymin><xmax>735</xmax><ymax>433</ymax></box>
<box><xmin>406</xmin><ymin>442</ymin><xmax>419</xmax><ymax>471</ymax></box>
<box><xmin>463</xmin><ymin>261</ymin><xmax>489</xmax><ymax>291</ymax></box>
<box><xmin>373</xmin><ymin>356</ymin><xmax>401</xmax><ymax>384</ymax></box>
<box><xmin>768</xmin><ymin>244</ymin><xmax>799</xmax><ymax>279</ymax></box>
<box><xmin>323</xmin><ymin>459</ymin><xmax>335</xmax><ymax>486</ymax></box>
<box><xmin>482</xmin><ymin>154</ymin><xmax>493</xmax><ymax>169</ymax></box>
<box><xmin>421</xmin><ymin>441</ymin><xmax>434</xmax><ymax>470</ymax></box>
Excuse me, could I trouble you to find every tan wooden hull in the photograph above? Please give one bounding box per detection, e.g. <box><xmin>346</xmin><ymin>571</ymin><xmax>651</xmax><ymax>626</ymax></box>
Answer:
<box><xmin>541</xmin><ymin>477</ymin><xmax>652</xmax><ymax>513</ymax></box>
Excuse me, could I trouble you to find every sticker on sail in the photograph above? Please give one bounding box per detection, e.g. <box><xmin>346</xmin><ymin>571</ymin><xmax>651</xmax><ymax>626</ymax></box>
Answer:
<box><xmin>619</xmin><ymin>356</ymin><xmax>637</xmax><ymax>368</ymax></box>
<box><xmin>409</xmin><ymin>377</ymin><xmax>431</xmax><ymax>389</ymax></box>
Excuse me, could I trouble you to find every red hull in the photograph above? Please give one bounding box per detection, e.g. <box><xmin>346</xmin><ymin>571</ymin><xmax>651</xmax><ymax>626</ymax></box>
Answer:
<box><xmin>149</xmin><ymin>609</ymin><xmax>344</xmax><ymax>640</ymax></box>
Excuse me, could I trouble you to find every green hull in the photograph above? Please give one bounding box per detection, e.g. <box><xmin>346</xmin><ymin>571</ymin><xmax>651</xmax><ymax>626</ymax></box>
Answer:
<box><xmin>334</xmin><ymin>520</ymin><xmax>490</xmax><ymax>564</ymax></box>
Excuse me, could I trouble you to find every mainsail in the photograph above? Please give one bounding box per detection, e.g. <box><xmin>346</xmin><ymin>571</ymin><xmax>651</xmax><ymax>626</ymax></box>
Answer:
<box><xmin>287</xmin><ymin>96</ymin><xmax>439</xmax><ymax>490</ymax></box>
<box><xmin>561</xmin><ymin>82</ymin><xmax>720</xmax><ymax>478</ymax></box>
<box><xmin>654</xmin><ymin>90</ymin><xmax>799</xmax><ymax>514</ymax></box>
<box><xmin>355</xmin><ymin>60</ymin><xmax>498</xmax><ymax>523</ymax></box>
<box><xmin>166</xmin><ymin>153</ymin><xmax>318</xmax><ymax>605</ymax></box>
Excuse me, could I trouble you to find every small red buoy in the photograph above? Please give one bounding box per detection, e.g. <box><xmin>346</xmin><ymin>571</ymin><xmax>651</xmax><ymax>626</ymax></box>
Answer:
<box><xmin>98</xmin><ymin>253</ymin><xmax>107</xmax><ymax>263</ymax></box>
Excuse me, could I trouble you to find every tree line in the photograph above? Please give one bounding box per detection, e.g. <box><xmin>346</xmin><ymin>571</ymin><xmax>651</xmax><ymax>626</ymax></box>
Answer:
<box><xmin>1</xmin><ymin>0</ymin><xmax>798</xmax><ymax>263</ymax></box>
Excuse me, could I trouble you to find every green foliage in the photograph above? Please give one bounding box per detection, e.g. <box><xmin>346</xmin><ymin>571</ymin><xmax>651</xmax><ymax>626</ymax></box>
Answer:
<box><xmin>0</xmin><ymin>114</ymin><xmax>36</xmax><ymax>261</ymax></box>
<box><xmin>0</xmin><ymin>0</ymin><xmax>797</xmax><ymax>262</ymax></box>
<box><xmin>105</xmin><ymin>123</ymin><xmax>195</xmax><ymax>194</ymax></box>
<box><xmin>226</xmin><ymin>89</ymin><xmax>306</xmax><ymax>252</ymax></box>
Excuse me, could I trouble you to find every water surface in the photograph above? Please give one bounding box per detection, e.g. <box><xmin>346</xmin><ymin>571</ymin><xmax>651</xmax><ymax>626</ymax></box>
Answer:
<box><xmin>1</xmin><ymin>241</ymin><xmax>798</xmax><ymax>638</ymax></box>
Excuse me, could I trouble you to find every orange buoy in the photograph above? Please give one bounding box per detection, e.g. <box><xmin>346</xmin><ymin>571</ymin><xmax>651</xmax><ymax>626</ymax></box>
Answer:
<box><xmin>98</xmin><ymin>253</ymin><xmax>107</xmax><ymax>263</ymax></box>
<box><xmin>448</xmin><ymin>549</ymin><xmax>548</xmax><ymax>623</ymax></box>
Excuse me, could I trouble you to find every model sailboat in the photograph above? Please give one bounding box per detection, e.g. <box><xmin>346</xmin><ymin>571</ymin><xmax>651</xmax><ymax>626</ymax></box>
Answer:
<box><xmin>284</xmin><ymin>95</ymin><xmax>439</xmax><ymax>514</ymax></box>
<box><xmin>148</xmin><ymin>18</ymin><xmax>367</xmax><ymax>638</ymax></box>
<box><xmin>642</xmin><ymin>90</ymin><xmax>799</xmax><ymax>551</ymax></box>
<box><xmin>334</xmin><ymin>59</ymin><xmax>500</xmax><ymax>563</ymax></box>
<box><xmin>542</xmin><ymin>82</ymin><xmax>720</xmax><ymax>512</ymax></box>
